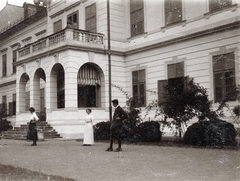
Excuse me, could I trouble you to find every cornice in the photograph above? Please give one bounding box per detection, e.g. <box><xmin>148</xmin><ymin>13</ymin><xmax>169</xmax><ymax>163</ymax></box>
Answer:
<box><xmin>0</xmin><ymin>80</ymin><xmax>16</xmax><ymax>88</ymax></box>
<box><xmin>49</xmin><ymin>1</ymin><xmax>81</xmax><ymax>18</ymax></box>
<box><xmin>125</xmin><ymin>21</ymin><xmax>240</xmax><ymax>56</ymax></box>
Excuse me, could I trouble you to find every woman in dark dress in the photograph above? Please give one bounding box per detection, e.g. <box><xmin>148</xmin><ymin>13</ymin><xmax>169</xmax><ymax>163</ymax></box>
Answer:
<box><xmin>27</xmin><ymin>107</ymin><xmax>39</xmax><ymax>146</ymax></box>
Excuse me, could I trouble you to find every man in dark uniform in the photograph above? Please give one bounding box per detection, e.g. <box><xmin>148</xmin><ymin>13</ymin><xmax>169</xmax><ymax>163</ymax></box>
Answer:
<box><xmin>106</xmin><ymin>99</ymin><xmax>128</xmax><ymax>152</ymax></box>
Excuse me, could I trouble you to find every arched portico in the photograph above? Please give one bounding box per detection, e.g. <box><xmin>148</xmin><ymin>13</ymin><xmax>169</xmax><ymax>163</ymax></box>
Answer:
<box><xmin>18</xmin><ymin>73</ymin><xmax>30</xmax><ymax>112</ymax></box>
<box><xmin>77</xmin><ymin>63</ymin><xmax>105</xmax><ymax>108</ymax></box>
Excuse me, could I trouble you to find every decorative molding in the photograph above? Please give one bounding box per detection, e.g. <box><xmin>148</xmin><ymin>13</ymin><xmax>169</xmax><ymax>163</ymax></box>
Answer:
<box><xmin>22</xmin><ymin>36</ymin><xmax>32</xmax><ymax>42</ymax></box>
<box><xmin>50</xmin><ymin>1</ymin><xmax>81</xmax><ymax>18</ymax></box>
<box><xmin>35</xmin><ymin>30</ymin><xmax>47</xmax><ymax>36</ymax></box>
<box><xmin>10</xmin><ymin>43</ymin><xmax>21</xmax><ymax>48</ymax></box>
<box><xmin>0</xmin><ymin>80</ymin><xmax>16</xmax><ymax>88</ymax></box>
<box><xmin>0</xmin><ymin>48</ymin><xmax>8</xmax><ymax>53</ymax></box>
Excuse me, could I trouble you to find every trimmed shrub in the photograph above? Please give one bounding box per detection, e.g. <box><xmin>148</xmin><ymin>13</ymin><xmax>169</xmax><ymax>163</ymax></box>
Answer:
<box><xmin>94</xmin><ymin>121</ymin><xmax>111</xmax><ymax>140</ymax></box>
<box><xmin>183</xmin><ymin>119</ymin><xmax>236</xmax><ymax>146</ymax></box>
<box><xmin>94</xmin><ymin>120</ymin><xmax>162</xmax><ymax>143</ymax></box>
<box><xmin>133</xmin><ymin>121</ymin><xmax>162</xmax><ymax>142</ymax></box>
<box><xmin>0</xmin><ymin>119</ymin><xmax>13</xmax><ymax>133</ymax></box>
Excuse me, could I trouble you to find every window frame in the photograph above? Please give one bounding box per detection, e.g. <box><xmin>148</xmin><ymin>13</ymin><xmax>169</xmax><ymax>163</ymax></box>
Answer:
<box><xmin>132</xmin><ymin>69</ymin><xmax>146</xmax><ymax>107</ymax></box>
<box><xmin>2</xmin><ymin>54</ymin><xmax>7</xmax><ymax>77</ymax></box>
<box><xmin>212</xmin><ymin>52</ymin><xmax>236</xmax><ymax>102</ymax></box>
<box><xmin>164</xmin><ymin>0</ymin><xmax>183</xmax><ymax>26</ymax></box>
<box><xmin>85</xmin><ymin>3</ymin><xmax>97</xmax><ymax>32</ymax></box>
<box><xmin>130</xmin><ymin>0</ymin><xmax>144</xmax><ymax>37</ymax></box>
<box><xmin>67</xmin><ymin>11</ymin><xmax>79</xmax><ymax>28</ymax></box>
<box><xmin>209</xmin><ymin>0</ymin><xmax>232</xmax><ymax>12</ymax></box>
<box><xmin>53</xmin><ymin>20</ymin><xmax>62</xmax><ymax>33</ymax></box>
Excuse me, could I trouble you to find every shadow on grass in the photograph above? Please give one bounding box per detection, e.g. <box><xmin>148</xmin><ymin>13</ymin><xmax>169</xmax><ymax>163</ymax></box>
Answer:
<box><xmin>0</xmin><ymin>164</ymin><xmax>75</xmax><ymax>181</ymax></box>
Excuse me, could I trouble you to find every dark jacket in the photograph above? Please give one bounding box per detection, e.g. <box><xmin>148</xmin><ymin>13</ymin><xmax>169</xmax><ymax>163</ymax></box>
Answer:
<box><xmin>113</xmin><ymin>106</ymin><xmax>128</xmax><ymax>124</ymax></box>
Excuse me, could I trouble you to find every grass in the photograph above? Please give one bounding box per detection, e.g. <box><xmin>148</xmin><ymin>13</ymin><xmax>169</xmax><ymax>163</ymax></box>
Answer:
<box><xmin>0</xmin><ymin>164</ymin><xmax>75</xmax><ymax>181</ymax></box>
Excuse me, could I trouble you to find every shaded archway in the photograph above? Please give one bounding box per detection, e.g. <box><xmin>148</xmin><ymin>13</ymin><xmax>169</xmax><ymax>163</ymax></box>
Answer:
<box><xmin>19</xmin><ymin>73</ymin><xmax>30</xmax><ymax>112</ymax></box>
<box><xmin>77</xmin><ymin>63</ymin><xmax>104</xmax><ymax>108</ymax></box>
<box><xmin>50</xmin><ymin>63</ymin><xmax>65</xmax><ymax>109</ymax></box>
<box><xmin>33</xmin><ymin>68</ymin><xmax>46</xmax><ymax>111</ymax></box>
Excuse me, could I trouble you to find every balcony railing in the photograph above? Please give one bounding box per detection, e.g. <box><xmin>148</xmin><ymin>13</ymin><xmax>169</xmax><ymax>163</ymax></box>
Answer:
<box><xmin>19</xmin><ymin>28</ymin><xmax>104</xmax><ymax>58</ymax></box>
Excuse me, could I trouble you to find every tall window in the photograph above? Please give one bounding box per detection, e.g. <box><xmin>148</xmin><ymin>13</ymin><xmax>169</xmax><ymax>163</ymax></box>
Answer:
<box><xmin>209</xmin><ymin>0</ymin><xmax>232</xmax><ymax>12</ymax></box>
<box><xmin>132</xmin><ymin>69</ymin><xmax>146</xmax><ymax>107</ymax></box>
<box><xmin>165</xmin><ymin>0</ymin><xmax>182</xmax><ymax>25</ymax></box>
<box><xmin>12</xmin><ymin>50</ymin><xmax>17</xmax><ymax>74</ymax></box>
<box><xmin>2</xmin><ymin>96</ymin><xmax>7</xmax><ymax>115</ymax></box>
<box><xmin>67</xmin><ymin>11</ymin><xmax>78</xmax><ymax>28</ymax></box>
<box><xmin>77</xmin><ymin>64</ymin><xmax>101</xmax><ymax>108</ymax></box>
<box><xmin>9</xmin><ymin>94</ymin><xmax>16</xmax><ymax>116</ymax></box>
<box><xmin>213</xmin><ymin>52</ymin><xmax>236</xmax><ymax>102</ymax></box>
<box><xmin>53</xmin><ymin>20</ymin><xmax>62</xmax><ymax>33</ymax></box>
<box><xmin>158</xmin><ymin>62</ymin><xmax>185</xmax><ymax>102</ymax></box>
<box><xmin>25</xmin><ymin>91</ymin><xmax>30</xmax><ymax>111</ymax></box>
<box><xmin>130</xmin><ymin>0</ymin><xmax>144</xmax><ymax>37</ymax></box>
<box><xmin>86</xmin><ymin>3</ymin><xmax>96</xmax><ymax>32</ymax></box>
<box><xmin>40</xmin><ymin>89</ymin><xmax>45</xmax><ymax>111</ymax></box>
<box><xmin>2</xmin><ymin>54</ymin><xmax>7</xmax><ymax>77</ymax></box>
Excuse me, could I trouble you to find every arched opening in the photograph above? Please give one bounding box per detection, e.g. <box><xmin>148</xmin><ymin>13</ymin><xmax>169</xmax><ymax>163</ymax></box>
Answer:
<box><xmin>50</xmin><ymin>63</ymin><xmax>65</xmax><ymax>109</ymax></box>
<box><xmin>77</xmin><ymin>63</ymin><xmax>102</xmax><ymax>108</ymax></box>
<box><xmin>19</xmin><ymin>73</ymin><xmax>30</xmax><ymax>112</ymax></box>
<box><xmin>33</xmin><ymin>68</ymin><xmax>46</xmax><ymax>111</ymax></box>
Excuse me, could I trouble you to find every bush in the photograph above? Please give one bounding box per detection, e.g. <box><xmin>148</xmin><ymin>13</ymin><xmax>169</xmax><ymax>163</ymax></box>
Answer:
<box><xmin>94</xmin><ymin>121</ymin><xmax>111</xmax><ymax>140</ymax></box>
<box><xmin>0</xmin><ymin>118</ymin><xmax>13</xmax><ymax>133</ymax></box>
<box><xmin>94</xmin><ymin>120</ymin><xmax>162</xmax><ymax>143</ymax></box>
<box><xmin>183</xmin><ymin>119</ymin><xmax>236</xmax><ymax>146</ymax></box>
<box><xmin>130</xmin><ymin>121</ymin><xmax>162</xmax><ymax>142</ymax></box>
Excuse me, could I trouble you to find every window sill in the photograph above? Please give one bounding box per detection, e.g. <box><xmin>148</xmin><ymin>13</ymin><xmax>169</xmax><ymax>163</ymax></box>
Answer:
<box><xmin>161</xmin><ymin>20</ymin><xmax>187</xmax><ymax>32</ymax></box>
<box><xmin>204</xmin><ymin>4</ymin><xmax>237</xmax><ymax>19</ymax></box>
<box><xmin>127</xmin><ymin>32</ymin><xmax>148</xmax><ymax>41</ymax></box>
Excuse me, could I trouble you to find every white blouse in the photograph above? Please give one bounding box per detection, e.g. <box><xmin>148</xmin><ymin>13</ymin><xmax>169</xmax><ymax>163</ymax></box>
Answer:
<box><xmin>30</xmin><ymin>112</ymin><xmax>39</xmax><ymax>121</ymax></box>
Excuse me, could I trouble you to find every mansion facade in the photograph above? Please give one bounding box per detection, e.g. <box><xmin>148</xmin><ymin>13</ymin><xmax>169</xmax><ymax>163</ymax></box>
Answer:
<box><xmin>0</xmin><ymin>0</ymin><xmax>239</xmax><ymax>138</ymax></box>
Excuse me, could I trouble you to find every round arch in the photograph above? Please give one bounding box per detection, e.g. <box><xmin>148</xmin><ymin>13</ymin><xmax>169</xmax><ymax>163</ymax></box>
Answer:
<box><xmin>50</xmin><ymin>63</ymin><xmax>65</xmax><ymax>109</ymax></box>
<box><xmin>77</xmin><ymin>63</ymin><xmax>105</xmax><ymax>108</ymax></box>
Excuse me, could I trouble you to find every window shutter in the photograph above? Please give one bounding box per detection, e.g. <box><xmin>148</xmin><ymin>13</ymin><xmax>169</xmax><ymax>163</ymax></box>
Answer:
<box><xmin>167</xmin><ymin>64</ymin><xmax>175</xmax><ymax>78</ymax></box>
<box><xmin>86</xmin><ymin>3</ymin><xmax>96</xmax><ymax>32</ymax></box>
<box><xmin>54</xmin><ymin>20</ymin><xmax>62</xmax><ymax>33</ymax></box>
<box><xmin>158</xmin><ymin>80</ymin><xmax>168</xmax><ymax>102</ymax></box>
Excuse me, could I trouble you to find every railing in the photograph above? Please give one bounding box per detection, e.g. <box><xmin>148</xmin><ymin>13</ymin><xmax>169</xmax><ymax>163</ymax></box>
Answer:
<box><xmin>18</xmin><ymin>28</ymin><xmax>104</xmax><ymax>58</ymax></box>
<box><xmin>32</xmin><ymin>39</ymin><xmax>47</xmax><ymax>52</ymax></box>
<box><xmin>49</xmin><ymin>31</ymin><xmax>66</xmax><ymax>46</ymax></box>
<box><xmin>73</xmin><ymin>30</ymin><xmax>103</xmax><ymax>44</ymax></box>
<box><xmin>19</xmin><ymin>46</ymin><xmax>30</xmax><ymax>57</ymax></box>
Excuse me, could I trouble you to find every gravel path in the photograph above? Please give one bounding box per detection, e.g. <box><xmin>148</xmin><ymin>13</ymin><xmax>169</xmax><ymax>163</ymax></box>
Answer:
<box><xmin>0</xmin><ymin>139</ymin><xmax>239</xmax><ymax>181</ymax></box>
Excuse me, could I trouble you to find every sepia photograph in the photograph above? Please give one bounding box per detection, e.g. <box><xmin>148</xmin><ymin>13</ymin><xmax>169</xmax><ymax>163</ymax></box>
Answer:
<box><xmin>0</xmin><ymin>0</ymin><xmax>239</xmax><ymax>180</ymax></box>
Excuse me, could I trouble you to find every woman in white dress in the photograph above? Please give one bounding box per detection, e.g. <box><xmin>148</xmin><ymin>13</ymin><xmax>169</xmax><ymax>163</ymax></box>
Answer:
<box><xmin>83</xmin><ymin>109</ymin><xmax>94</xmax><ymax>146</ymax></box>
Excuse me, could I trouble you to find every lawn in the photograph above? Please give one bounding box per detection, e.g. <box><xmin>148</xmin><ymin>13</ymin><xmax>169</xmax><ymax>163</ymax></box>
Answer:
<box><xmin>0</xmin><ymin>164</ymin><xmax>75</xmax><ymax>181</ymax></box>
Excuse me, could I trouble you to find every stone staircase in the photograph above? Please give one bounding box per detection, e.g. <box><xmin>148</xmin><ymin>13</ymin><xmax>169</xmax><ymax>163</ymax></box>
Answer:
<box><xmin>1</xmin><ymin>121</ymin><xmax>62</xmax><ymax>140</ymax></box>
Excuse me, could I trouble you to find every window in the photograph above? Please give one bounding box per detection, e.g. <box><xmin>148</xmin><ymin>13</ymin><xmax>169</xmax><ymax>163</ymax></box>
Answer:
<box><xmin>9</xmin><ymin>94</ymin><xmax>16</xmax><ymax>116</ymax></box>
<box><xmin>67</xmin><ymin>11</ymin><xmax>78</xmax><ymax>28</ymax></box>
<box><xmin>12</xmin><ymin>50</ymin><xmax>17</xmax><ymax>74</ymax></box>
<box><xmin>165</xmin><ymin>0</ymin><xmax>182</xmax><ymax>25</ymax></box>
<box><xmin>86</xmin><ymin>3</ymin><xmax>96</xmax><ymax>32</ymax></box>
<box><xmin>40</xmin><ymin>89</ymin><xmax>45</xmax><ymax>111</ymax></box>
<box><xmin>130</xmin><ymin>0</ymin><xmax>144</xmax><ymax>37</ymax></box>
<box><xmin>158</xmin><ymin>62</ymin><xmax>185</xmax><ymax>102</ymax></box>
<box><xmin>53</xmin><ymin>20</ymin><xmax>62</xmax><ymax>33</ymax></box>
<box><xmin>132</xmin><ymin>69</ymin><xmax>146</xmax><ymax>107</ymax></box>
<box><xmin>77</xmin><ymin>64</ymin><xmax>101</xmax><ymax>108</ymax></box>
<box><xmin>213</xmin><ymin>52</ymin><xmax>236</xmax><ymax>102</ymax></box>
<box><xmin>25</xmin><ymin>91</ymin><xmax>30</xmax><ymax>111</ymax></box>
<box><xmin>209</xmin><ymin>0</ymin><xmax>232</xmax><ymax>12</ymax></box>
<box><xmin>1</xmin><ymin>96</ymin><xmax>7</xmax><ymax>116</ymax></box>
<box><xmin>2</xmin><ymin>54</ymin><xmax>7</xmax><ymax>77</ymax></box>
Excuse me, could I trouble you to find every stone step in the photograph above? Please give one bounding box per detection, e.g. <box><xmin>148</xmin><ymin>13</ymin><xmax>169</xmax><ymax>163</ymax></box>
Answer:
<box><xmin>2</xmin><ymin>121</ymin><xmax>62</xmax><ymax>140</ymax></box>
